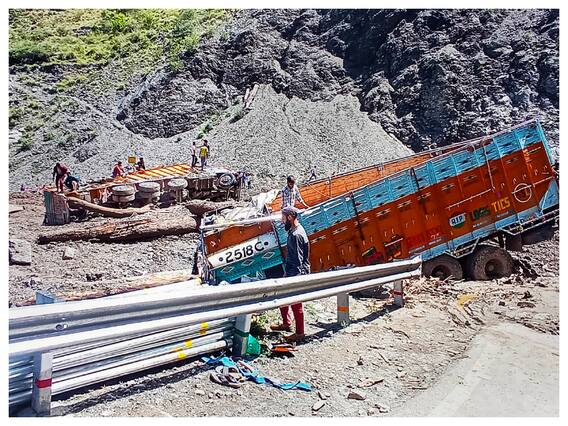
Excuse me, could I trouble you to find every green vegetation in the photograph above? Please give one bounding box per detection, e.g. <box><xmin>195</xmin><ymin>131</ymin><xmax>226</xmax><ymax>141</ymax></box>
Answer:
<box><xmin>9</xmin><ymin>107</ymin><xmax>23</xmax><ymax>128</ymax></box>
<box><xmin>9</xmin><ymin>9</ymin><xmax>231</xmax><ymax>69</ymax></box>
<box><xmin>56</xmin><ymin>73</ymin><xmax>87</xmax><ymax>90</ymax></box>
<box><xmin>231</xmin><ymin>104</ymin><xmax>246</xmax><ymax>123</ymax></box>
<box><xmin>196</xmin><ymin>109</ymin><xmax>233</xmax><ymax>138</ymax></box>
<box><xmin>19</xmin><ymin>131</ymin><xmax>34</xmax><ymax>152</ymax></box>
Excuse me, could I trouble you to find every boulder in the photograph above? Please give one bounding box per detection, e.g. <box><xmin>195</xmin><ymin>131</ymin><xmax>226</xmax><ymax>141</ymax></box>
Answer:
<box><xmin>9</xmin><ymin>239</ymin><xmax>31</xmax><ymax>265</ymax></box>
<box><xmin>62</xmin><ymin>247</ymin><xmax>77</xmax><ymax>260</ymax></box>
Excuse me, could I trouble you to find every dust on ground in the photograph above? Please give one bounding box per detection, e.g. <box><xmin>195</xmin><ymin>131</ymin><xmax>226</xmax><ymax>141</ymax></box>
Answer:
<box><xmin>9</xmin><ymin>193</ymin><xmax>559</xmax><ymax>417</ymax></box>
<box><xmin>8</xmin><ymin>192</ymin><xmax>199</xmax><ymax>306</ymax></box>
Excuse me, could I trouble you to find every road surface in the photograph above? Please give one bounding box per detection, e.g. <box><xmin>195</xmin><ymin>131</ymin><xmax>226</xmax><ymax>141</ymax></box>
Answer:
<box><xmin>391</xmin><ymin>322</ymin><xmax>559</xmax><ymax>416</ymax></box>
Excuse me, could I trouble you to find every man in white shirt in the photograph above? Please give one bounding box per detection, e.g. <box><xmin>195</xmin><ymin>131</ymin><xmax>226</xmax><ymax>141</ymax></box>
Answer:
<box><xmin>281</xmin><ymin>175</ymin><xmax>309</xmax><ymax>209</ymax></box>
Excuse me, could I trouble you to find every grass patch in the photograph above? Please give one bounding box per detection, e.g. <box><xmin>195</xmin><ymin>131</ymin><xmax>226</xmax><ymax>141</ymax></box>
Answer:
<box><xmin>230</xmin><ymin>104</ymin><xmax>246</xmax><ymax>123</ymax></box>
<box><xmin>18</xmin><ymin>131</ymin><xmax>34</xmax><ymax>152</ymax></box>
<box><xmin>57</xmin><ymin>73</ymin><xmax>87</xmax><ymax>90</ymax></box>
<box><xmin>9</xmin><ymin>107</ymin><xmax>23</xmax><ymax>128</ymax></box>
<box><xmin>9</xmin><ymin>9</ymin><xmax>232</xmax><ymax>69</ymax></box>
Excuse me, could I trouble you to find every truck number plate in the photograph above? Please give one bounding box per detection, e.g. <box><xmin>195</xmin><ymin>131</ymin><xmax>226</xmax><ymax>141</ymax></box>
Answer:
<box><xmin>208</xmin><ymin>233</ymin><xmax>278</xmax><ymax>268</ymax></box>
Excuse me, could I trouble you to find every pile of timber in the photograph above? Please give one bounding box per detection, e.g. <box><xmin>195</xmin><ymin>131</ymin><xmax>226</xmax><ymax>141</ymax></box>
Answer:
<box><xmin>67</xmin><ymin>197</ymin><xmax>152</xmax><ymax>218</ymax></box>
<box><xmin>37</xmin><ymin>198</ymin><xmax>236</xmax><ymax>244</ymax></box>
<box><xmin>38</xmin><ymin>215</ymin><xmax>198</xmax><ymax>244</ymax></box>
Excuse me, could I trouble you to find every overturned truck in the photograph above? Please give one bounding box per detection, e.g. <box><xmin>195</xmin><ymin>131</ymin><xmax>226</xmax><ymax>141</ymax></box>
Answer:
<box><xmin>199</xmin><ymin>120</ymin><xmax>559</xmax><ymax>283</ymax></box>
<box><xmin>44</xmin><ymin>163</ymin><xmax>243</xmax><ymax>224</ymax></box>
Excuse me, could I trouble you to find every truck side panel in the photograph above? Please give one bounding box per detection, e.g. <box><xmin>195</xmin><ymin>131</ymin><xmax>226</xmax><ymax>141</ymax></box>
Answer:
<box><xmin>208</xmin><ymin>122</ymin><xmax>558</xmax><ymax>283</ymax></box>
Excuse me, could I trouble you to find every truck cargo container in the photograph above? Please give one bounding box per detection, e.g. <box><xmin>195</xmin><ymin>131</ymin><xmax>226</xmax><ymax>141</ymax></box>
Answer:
<box><xmin>199</xmin><ymin>120</ymin><xmax>559</xmax><ymax>283</ymax></box>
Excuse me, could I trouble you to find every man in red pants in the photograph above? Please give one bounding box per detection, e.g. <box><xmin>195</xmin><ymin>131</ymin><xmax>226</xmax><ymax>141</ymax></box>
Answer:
<box><xmin>271</xmin><ymin>206</ymin><xmax>310</xmax><ymax>343</ymax></box>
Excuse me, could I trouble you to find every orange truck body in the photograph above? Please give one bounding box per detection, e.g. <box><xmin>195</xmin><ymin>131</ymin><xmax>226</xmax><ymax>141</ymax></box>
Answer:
<box><xmin>200</xmin><ymin>120</ymin><xmax>559</xmax><ymax>283</ymax></box>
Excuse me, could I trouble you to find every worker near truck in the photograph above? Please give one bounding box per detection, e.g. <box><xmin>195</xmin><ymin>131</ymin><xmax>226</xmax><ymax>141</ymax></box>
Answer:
<box><xmin>281</xmin><ymin>175</ymin><xmax>309</xmax><ymax>208</ymax></box>
<box><xmin>136</xmin><ymin>157</ymin><xmax>146</xmax><ymax>171</ymax></box>
<box><xmin>199</xmin><ymin>140</ymin><xmax>210</xmax><ymax>171</ymax></box>
<box><xmin>112</xmin><ymin>161</ymin><xmax>126</xmax><ymax>178</ymax></box>
<box><xmin>271</xmin><ymin>206</ymin><xmax>310</xmax><ymax>343</ymax></box>
<box><xmin>52</xmin><ymin>162</ymin><xmax>69</xmax><ymax>193</ymax></box>
<box><xmin>64</xmin><ymin>173</ymin><xmax>80</xmax><ymax>191</ymax></box>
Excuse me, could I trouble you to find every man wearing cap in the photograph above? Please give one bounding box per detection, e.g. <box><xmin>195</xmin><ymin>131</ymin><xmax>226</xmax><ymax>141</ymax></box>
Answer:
<box><xmin>271</xmin><ymin>206</ymin><xmax>310</xmax><ymax>343</ymax></box>
<box><xmin>281</xmin><ymin>175</ymin><xmax>309</xmax><ymax>209</ymax></box>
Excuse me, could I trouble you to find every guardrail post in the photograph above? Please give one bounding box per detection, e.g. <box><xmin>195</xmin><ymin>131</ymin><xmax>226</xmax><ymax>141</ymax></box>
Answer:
<box><xmin>31</xmin><ymin>352</ymin><xmax>53</xmax><ymax>416</ymax></box>
<box><xmin>337</xmin><ymin>293</ymin><xmax>350</xmax><ymax>325</ymax></box>
<box><xmin>232</xmin><ymin>314</ymin><xmax>251</xmax><ymax>358</ymax></box>
<box><xmin>393</xmin><ymin>280</ymin><xmax>404</xmax><ymax>308</ymax></box>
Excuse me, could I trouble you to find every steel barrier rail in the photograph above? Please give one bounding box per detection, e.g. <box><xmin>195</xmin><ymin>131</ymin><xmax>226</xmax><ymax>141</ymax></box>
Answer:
<box><xmin>9</xmin><ymin>325</ymin><xmax>233</xmax><ymax>405</ymax></box>
<box><xmin>47</xmin><ymin>318</ymin><xmax>233</xmax><ymax>358</ymax></box>
<box><xmin>8</xmin><ymin>321</ymin><xmax>235</xmax><ymax>383</ymax></box>
<box><xmin>10</xmin><ymin>257</ymin><xmax>421</xmax><ymax>338</ymax></box>
<box><xmin>48</xmin><ymin>331</ymin><xmax>234</xmax><ymax>385</ymax></box>
<box><xmin>9</xmin><ymin>338</ymin><xmax>230</xmax><ymax>407</ymax></box>
<box><xmin>10</xmin><ymin>264</ymin><xmax>420</xmax><ymax>358</ymax></box>
<box><xmin>10</xmin><ymin>259</ymin><xmax>417</xmax><ymax>334</ymax></box>
<box><xmin>9</xmin><ymin>257</ymin><xmax>421</xmax><ymax>413</ymax></box>
<box><xmin>53</xmin><ymin>321</ymin><xmax>234</xmax><ymax>370</ymax></box>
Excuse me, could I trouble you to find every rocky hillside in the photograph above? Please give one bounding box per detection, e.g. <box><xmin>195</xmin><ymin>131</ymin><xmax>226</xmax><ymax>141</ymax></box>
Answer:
<box><xmin>9</xmin><ymin>9</ymin><xmax>559</xmax><ymax>191</ymax></box>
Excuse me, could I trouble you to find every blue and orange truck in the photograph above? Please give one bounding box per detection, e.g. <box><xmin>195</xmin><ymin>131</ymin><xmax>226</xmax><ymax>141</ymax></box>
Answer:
<box><xmin>199</xmin><ymin>120</ymin><xmax>559</xmax><ymax>283</ymax></box>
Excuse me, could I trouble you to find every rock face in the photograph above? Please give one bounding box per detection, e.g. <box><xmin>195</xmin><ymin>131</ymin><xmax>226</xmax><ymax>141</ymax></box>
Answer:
<box><xmin>117</xmin><ymin>9</ymin><xmax>559</xmax><ymax>154</ymax></box>
<box><xmin>8</xmin><ymin>9</ymin><xmax>559</xmax><ymax>191</ymax></box>
<box><xmin>9</xmin><ymin>239</ymin><xmax>32</xmax><ymax>265</ymax></box>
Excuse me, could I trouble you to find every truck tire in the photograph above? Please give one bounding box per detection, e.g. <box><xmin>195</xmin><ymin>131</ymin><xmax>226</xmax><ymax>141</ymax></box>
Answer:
<box><xmin>464</xmin><ymin>245</ymin><xmax>513</xmax><ymax>280</ymax></box>
<box><xmin>216</xmin><ymin>173</ymin><xmax>235</xmax><ymax>190</ymax></box>
<box><xmin>111</xmin><ymin>185</ymin><xmax>135</xmax><ymax>196</ymax></box>
<box><xmin>138</xmin><ymin>181</ymin><xmax>161</xmax><ymax>193</ymax></box>
<box><xmin>167</xmin><ymin>178</ymin><xmax>188</xmax><ymax>190</ymax></box>
<box><xmin>137</xmin><ymin>190</ymin><xmax>160</xmax><ymax>200</ymax></box>
<box><xmin>422</xmin><ymin>255</ymin><xmax>463</xmax><ymax>281</ymax></box>
<box><xmin>111</xmin><ymin>193</ymin><xmax>135</xmax><ymax>203</ymax></box>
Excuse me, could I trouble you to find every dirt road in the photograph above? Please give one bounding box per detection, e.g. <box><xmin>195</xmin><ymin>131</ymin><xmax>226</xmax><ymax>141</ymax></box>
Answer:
<box><xmin>391</xmin><ymin>322</ymin><xmax>559</xmax><ymax>416</ymax></box>
<box><xmin>9</xmin><ymin>193</ymin><xmax>559</xmax><ymax>417</ymax></box>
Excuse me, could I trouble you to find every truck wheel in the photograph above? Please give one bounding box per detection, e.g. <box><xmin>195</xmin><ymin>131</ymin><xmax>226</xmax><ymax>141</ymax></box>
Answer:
<box><xmin>167</xmin><ymin>178</ymin><xmax>188</xmax><ymax>190</ymax></box>
<box><xmin>111</xmin><ymin>185</ymin><xmax>135</xmax><ymax>196</ymax></box>
<box><xmin>138</xmin><ymin>181</ymin><xmax>161</xmax><ymax>193</ymax></box>
<box><xmin>137</xmin><ymin>190</ymin><xmax>160</xmax><ymax>200</ymax></box>
<box><xmin>423</xmin><ymin>255</ymin><xmax>463</xmax><ymax>280</ymax></box>
<box><xmin>216</xmin><ymin>173</ymin><xmax>235</xmax><ymax>189</ymax></box>
<box><xmin>464</xmin><ymin>245</ymin><xmax>513</xmax><ymax>280</ymax></box>
<box><xmin>111</xmin><ymin>193</ymin><xmax>135</xmax><ymax>203</ymax></box>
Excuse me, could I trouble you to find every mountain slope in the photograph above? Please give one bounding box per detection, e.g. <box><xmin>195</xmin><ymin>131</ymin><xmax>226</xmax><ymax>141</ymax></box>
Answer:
<box><xmin>8</xmin><ymin>9</ymin><xmax>559</xmax><ymax>191</ymax></box>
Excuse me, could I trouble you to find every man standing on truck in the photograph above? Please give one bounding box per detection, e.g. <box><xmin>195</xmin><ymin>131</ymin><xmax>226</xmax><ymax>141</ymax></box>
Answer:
<box><xmin>52</xmin><ymin>162</ymin><xmax>68</xmax><ymax>193</ymax></box>
<box><xmin>281</xmin><ymin>175</ymin><xmax>309</xmax><ymax>209</ymax></box>
<box><xmin>199</xmin><ymin>140</ymin><xmax>210</xmax><ymax>171</ymax></box>
<box><xmin>271</xmin><ymin>206</ymin><xmax>310</xmax><ymax>343</ymax></box>
<box><xmin>191</xmin><ymin>141</ymin><xmax>198</xmax><ymax>168</ymax></box>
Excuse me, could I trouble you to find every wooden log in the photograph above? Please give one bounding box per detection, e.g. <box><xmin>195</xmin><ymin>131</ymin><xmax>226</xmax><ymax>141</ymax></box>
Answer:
<box><xmin>38</xmin><ymin>215</ymin><xmax>198</xmax><ymax>244</ymax></box>
<box><xmin>67</xmin><ymin>196</ymin><xmax>152</xmax><ymax>218</ymax></box>
<box><xmin>18</xmin><ymin>269</ymin><xmax>200</xmax><ymax>306</ymax></box>
<box><xmin>9</xmin><ymin>204</ymin><xmax>25</xmax><ymax>214</ymax></box>
<box><xmin>185</xmin><ymin>199</ymin><xmax>235</xmax><ymax>216</ymax></box>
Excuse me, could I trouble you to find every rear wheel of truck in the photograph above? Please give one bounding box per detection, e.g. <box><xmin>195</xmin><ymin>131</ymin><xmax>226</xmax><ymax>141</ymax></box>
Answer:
<box><xmin>464</xmin><ymin>245</ymin><xmax>513</xmax><ymax>280</ymax></box>
<box><xmin>423</xmin><ymin>255</ymin><xmax>463</xmax><ymax>281</ymax></box>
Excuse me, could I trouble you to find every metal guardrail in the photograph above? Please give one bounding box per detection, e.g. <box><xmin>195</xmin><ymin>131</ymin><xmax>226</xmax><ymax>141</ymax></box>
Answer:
<box><xmin>9</xmin><ymin>257</ymin><xmax>422</xmax><ymax>414</ymax></box>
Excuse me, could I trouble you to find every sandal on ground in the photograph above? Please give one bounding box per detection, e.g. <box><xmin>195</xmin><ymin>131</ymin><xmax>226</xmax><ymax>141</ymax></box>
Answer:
<box><xmin>236</xmin><ymin>360</ymin><xmax>258</xmax><ymax>377</ymax></box>
<box><xmin>215</xmin><ymin>365</ymin><xmax>245</xmax><ymax>382</ymax></box>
